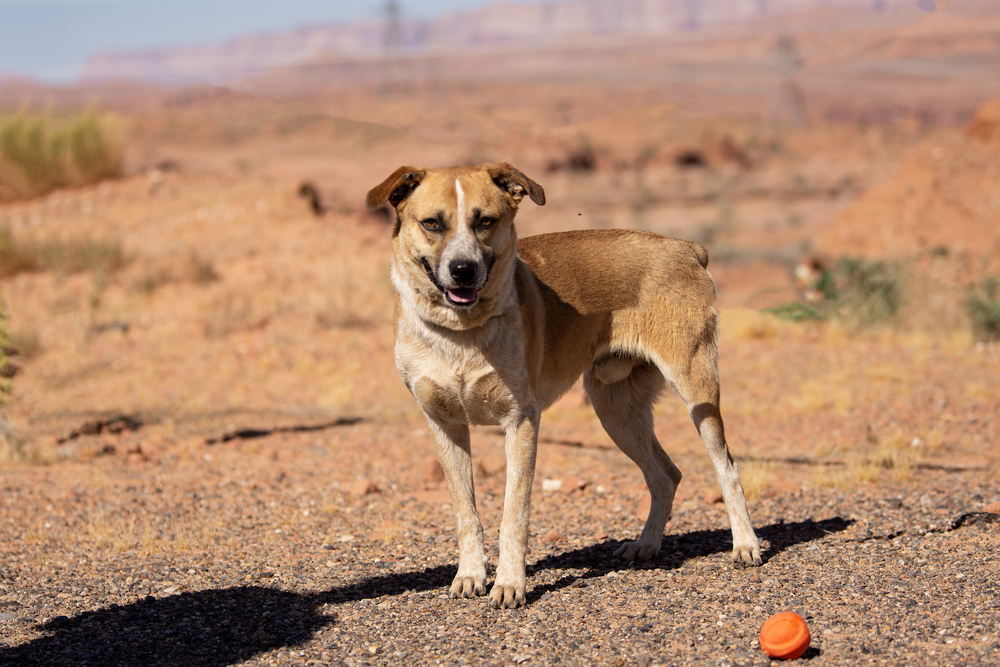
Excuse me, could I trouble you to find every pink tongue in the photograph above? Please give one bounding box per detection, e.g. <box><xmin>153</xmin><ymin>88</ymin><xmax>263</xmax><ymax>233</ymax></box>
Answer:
<box><xmin>447</xmin><ymin>288</ymin><xmax>478</xmax><ymax>303</ymax></box>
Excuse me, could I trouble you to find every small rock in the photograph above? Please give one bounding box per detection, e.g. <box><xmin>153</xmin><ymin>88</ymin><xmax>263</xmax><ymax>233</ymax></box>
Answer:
<box><xmin>422</xmin><ymin>457</ymin><xmax>445</xmax><ymax>484</ymax></box>
<box><xmin>543</xmin><ymin>530</ymin><xmax>564</xmax><ymax>543</ymax></box>
<box><xmin>703</xmin><ymin>490</ymin><xmax>724</xmax><ymax>505</ymax></box>
<box><xmin>595</xmin><ymin>532</ymin><xmax>609</xmax><ymax>541</ymax></box>
<box><xmin>560</xmin><ymin>474</ymin><xmax>586</xmax><ymax>494</ymax></box>
<box><xmin>983</xmin><ymin>501</ymin><xmax>1000</xmax><ymax>514</ymax></box>
<box><xmin>350</xmin><ymin>479</ymin><xmax>380</xmax><ymax>496</ymax></box>
<box><xmin>542</xmin><ymin>479</ymin><xmax>563</xmax><ymax>492</ymax></box>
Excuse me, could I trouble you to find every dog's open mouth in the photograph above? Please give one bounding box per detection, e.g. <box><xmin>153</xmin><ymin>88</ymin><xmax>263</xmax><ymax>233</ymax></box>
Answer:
<box><xmin>445</xmin><ymin>287</ymin><xmax>479</xmax><ymax>306</ymax></box>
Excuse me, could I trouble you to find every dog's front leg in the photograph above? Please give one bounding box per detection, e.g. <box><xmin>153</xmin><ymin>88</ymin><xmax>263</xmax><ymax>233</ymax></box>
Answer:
<box><xmin>427</xmin><ymin>419</ymin><xmax>488</xmax><ymax>598</ymax></box>
<box><xmin>491</xmin><ymin>408</ymin><xmax>540</xmax><ymax>609</ymax></box>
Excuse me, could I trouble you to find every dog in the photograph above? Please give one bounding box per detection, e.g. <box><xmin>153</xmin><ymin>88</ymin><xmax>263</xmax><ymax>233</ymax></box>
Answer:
<box><xmin>366</xmin><ymin>163</ymin><xmax>761</xmax><ymax>608</ymax></box>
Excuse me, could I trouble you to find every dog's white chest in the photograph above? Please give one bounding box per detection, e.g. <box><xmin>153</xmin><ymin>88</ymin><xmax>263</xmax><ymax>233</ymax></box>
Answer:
<box><xmin>394</xmin><ymin>320</ymin><xmax>528</xmax><ymax>427</ymax></box>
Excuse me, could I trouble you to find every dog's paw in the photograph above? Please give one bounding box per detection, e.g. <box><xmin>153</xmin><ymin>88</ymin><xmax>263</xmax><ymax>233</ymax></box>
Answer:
<box><xmin>489</xmin><ymin>581</ymin><xmax>526</xmax><ymax>609</ymax></box>
<box><xmin>613</xmin><ymin>540</ymin><xmax>659</xmax><ymax>563</ymax></box>
<box><xmin>731</xmin><ymin>543</ymin><xmax>762</xmax><ymax>568</ymax></box>
<box><xmin>450</xmin><ymin>574</ymin><xmax>487</xmax><ymax>599</ymax></box>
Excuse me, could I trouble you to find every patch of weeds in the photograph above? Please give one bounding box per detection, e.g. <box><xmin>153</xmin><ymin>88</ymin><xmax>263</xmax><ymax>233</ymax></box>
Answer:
<box><xmin>183</xmin><ymin>250</ymin><xmax>220</xmax><ymax>285</ymax></box>
<box><xmin>0</xmin><ymin>111</ymin><xmax>122</xmax><ymax>199</ymax></box>
<box><xmin>88</xmin><ymin>269</ymin><xmax>105</xmax><ymax>327</ymax></box>
<box><xmin>132</xmin><ymin>251</ymin><xmax>219</xmax><ymax>295</ymax></box>
<box><xmin>202</xmin><ymin>290</ymin><xmax>262</xmax><ymax>337</ymax></box>
<box><xmin>0</xmin><ymin>287</ymin><xmax>21</xmax><ymax>461</ymax></box>
<box><xmin>738</xmin><ymin>460</ymin><xmax>773</xmax><ymax>500</ymax></box>
<box><xmin>966</xmin><ymin>277</ymin><xmax>1000</xmax><ymax>340</ymax></box>
<box><xmin>0</xmin><ymin>114</ymin><xmax>66</xmax><ymax>190</ymax></box>
<box><xmin>132</xmin><ymin>268</ymin><xmax>173</xmax><ymax>295</ymax></box>
<box><xmin>0</xmin><ymin>227</ymin><xmax>40</xmax><ymax>278</ymax></box>
<box><xmin>23</xmin><ymin>236</ymin><xmax>127</xmax><ymax>276</ymax></box>
<box><xmin>829</xmin><ymin>258</ymin><xmax>901</xmax><ymax>324</ymax></box>
<box><xmin>9</xmin><ymin>327</ymin><xmax>41</xmax><ymax>359</ymax></box>
<box><xmin>763</xmin><ymin>301</ymin><xmax>824</xmax><ymax>322</ymax></box>
<box><xmin>765</xmin><ymin>257</ymin><xmax>901</xmax><ymax>326</ymax></box>
<box><xmin>66</xmin><ymin>112</ymin><xmax>123</xmax><ymax>182</ymax></box>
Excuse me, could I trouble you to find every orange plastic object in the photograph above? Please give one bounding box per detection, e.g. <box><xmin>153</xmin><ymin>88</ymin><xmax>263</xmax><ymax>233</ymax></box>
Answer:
<box><xmin>759</xmin><ymin>611</ymin><xmax>811</xmax><ymax>660</ymax></box>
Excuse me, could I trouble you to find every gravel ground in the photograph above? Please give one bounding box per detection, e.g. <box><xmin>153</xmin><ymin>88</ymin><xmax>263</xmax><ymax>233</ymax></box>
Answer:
<box><xmin>1</xmin><ymin>418</ymin><xmax>998</xmax><ymax>667</ymax></box>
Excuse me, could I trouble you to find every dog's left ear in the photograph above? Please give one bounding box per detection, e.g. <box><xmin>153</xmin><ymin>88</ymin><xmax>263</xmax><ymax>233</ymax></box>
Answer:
<box><xmin>366</xmin><ymin>166</ymin><xmax>428</xmax><ymax>210</ymax></box>
<box><xmin>486</xmin><ymin>163</ymin><xmax>545</xmax><ymax>206</ymax></box>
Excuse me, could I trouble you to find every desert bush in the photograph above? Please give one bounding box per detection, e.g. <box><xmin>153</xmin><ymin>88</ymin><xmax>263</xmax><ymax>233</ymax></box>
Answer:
<box><xmin>66</xmin><ymin>112</ymin><xmax>123</xmax><ymax>182</ymax></box>
<box><xmin>0</xmin><ymin>111</ymin><xmax>122</xmax><ymax>200</ymax></box>
<box><xmin>766</xmin><ymin>257</ymin><xmax>901</xmax><ymax>327</ymax></box>
<box><xmin>966</xmin><ymin>277</ymin><xmax>1000</xmax><ymax>340</ymax></box>
<box><xmin>0</xmin><ymin>115</ymin><xmax>66</xmax><ymax>191</ymax></box>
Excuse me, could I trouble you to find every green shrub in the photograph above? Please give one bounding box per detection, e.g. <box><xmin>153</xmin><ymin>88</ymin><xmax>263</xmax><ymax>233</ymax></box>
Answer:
<box><xmin>0</xmin><ymin>115</ymin><xmax>67</xmax><ymax>190</ymax></box>
<box><xmin>67</xmin><ymin>112</ymin><xmax>123</xmax><ymax>181</ymax></box>
<box><xmin>763</xmin><ymin>301</ymin><xmax>825</xmax><ymax>322</ymax></box>
<box><xmin>0</xmin><ymin>111</ymin><xmax>122</xmax><ymax>199</ymax></box>
<box><xmin>967</xmin><ymin>278</ymin><xmax>1000</xmax><ymax>340</ymax></box>
<box><xmin>765</xmin><ymin>257</ymin><xmax>901</xmax><ymax>326</ymax></box>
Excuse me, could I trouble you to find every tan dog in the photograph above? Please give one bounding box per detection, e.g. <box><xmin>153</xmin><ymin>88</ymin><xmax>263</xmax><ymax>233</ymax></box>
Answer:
<box><xmin>366</xmin><ymin>163</ymin><xmax>761</xmax><ymax>608</ymax></box>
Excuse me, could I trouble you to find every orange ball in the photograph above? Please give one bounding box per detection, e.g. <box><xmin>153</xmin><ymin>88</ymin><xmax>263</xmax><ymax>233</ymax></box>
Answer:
<box><xmin>759</xmin><ymin>611</ymin><xmax>811</xmax><ymax>660</ymax></box>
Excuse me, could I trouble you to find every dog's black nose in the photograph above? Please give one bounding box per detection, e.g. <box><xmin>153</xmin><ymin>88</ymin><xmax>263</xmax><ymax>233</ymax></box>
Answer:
<box><xmin>449</xmin><ymin>259</ymin><xmax>478</xmax><ymax>285</ymax></box>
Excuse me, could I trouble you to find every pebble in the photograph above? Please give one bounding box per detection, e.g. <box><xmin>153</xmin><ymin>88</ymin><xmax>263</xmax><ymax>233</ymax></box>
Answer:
<box><xmin>349</xmin><ymin>479</ymin><xmax>379</xmax><ymax>496</ymax></box>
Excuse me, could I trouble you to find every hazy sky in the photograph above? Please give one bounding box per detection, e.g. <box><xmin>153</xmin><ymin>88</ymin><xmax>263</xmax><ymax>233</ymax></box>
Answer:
<box><xmin>0</xmin><ymin>0</ymin><xmax>545</xmax><ymax>82</ymax></box>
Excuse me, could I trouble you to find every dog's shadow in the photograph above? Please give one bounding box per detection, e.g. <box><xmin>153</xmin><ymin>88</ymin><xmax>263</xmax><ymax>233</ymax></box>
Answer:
<box><xmin>0</xmin><ymin>518</ymin><xmax>849</xmax><ymax>666</ymax></box>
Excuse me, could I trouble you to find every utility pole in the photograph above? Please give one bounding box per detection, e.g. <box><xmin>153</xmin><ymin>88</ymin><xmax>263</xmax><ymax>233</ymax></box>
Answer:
<box><xmin>379</xmin><ymin>0</ymin><xmax>402</xmax><ymax>96</ymax></box>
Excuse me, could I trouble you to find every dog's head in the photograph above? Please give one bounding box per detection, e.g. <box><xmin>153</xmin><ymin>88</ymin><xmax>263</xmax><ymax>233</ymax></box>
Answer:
<box><xmin>367</xmin><ymin>163</ymin><xmax>544</xmax><ymax>329</ymax></box>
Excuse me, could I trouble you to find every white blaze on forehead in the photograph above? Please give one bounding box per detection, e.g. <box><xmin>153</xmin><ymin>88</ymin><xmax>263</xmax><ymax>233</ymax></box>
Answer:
<box><xmin>454</xmin><ymin>178</ymin><xmax>466</xmax><ymax>226</ymax></box>
<box><xmin>439</xmin><ymin>176</ymin><xmax>482</xmax><ymax>284</ymax></box>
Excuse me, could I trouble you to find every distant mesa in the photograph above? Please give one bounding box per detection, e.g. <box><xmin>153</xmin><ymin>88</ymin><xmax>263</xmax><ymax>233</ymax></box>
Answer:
<box><xmin>79</xmin><ymin>0</ymin><xmax>923</xmax><ymax>86</ymax></box>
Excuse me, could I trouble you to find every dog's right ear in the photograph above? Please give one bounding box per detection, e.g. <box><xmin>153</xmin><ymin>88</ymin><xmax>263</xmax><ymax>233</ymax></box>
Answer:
<box><xmin>366</xmin><ymin>166</ymin><xmax>427</xmax><ymax>211</ymax></box>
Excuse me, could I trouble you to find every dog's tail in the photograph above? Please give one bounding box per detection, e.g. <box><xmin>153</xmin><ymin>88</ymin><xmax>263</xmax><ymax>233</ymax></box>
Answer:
<box><xmin>689</xmin><ymin>241</ymin><xmax>709</xmax><ymax>269</ymax></box>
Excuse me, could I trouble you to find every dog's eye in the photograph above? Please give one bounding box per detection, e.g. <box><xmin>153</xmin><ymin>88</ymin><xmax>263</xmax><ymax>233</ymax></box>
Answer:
<box><xmin>420</xmin><ymin>218</ymin><xmax>440</xmax><ymax>230</ymax></box>
<box><xmin>479</xmin><ymin>217</ymin><xmax>497</xmax><ymax>229</ymax></box>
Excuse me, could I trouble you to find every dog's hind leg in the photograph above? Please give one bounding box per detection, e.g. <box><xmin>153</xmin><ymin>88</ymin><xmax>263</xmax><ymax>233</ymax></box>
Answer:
<box><xmin>426</xmin><ymin>419</ymin><xmax>489</xmax><ymax>598</ymax></box>
<box><xmin>658</xmin><ymin>313</ymin><xmax>762</xmax><ymax>568</ymax></box>
<box><xmin>584</xmin><ymin>359</ymin><xmax>682</xmax><ymax>562</ymax></box>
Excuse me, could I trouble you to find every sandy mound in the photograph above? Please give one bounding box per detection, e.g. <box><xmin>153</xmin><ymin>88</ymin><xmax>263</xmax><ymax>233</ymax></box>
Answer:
<box><xmin>818</xmin><ymin>97</ymin><xmax>1000</xmax><ymax>268</ymax></box>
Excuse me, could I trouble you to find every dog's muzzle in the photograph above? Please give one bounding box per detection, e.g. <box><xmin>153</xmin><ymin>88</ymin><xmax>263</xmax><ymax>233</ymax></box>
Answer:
<box><xmin>421</xmin><ymin>257</ymin><xmax>493</xmax><ymax>308</ymax></box>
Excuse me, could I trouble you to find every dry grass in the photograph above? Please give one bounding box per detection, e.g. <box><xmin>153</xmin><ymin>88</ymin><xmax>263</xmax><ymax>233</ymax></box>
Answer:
<box><xmin>312</xmin><ymin>255</ymin><xmax>393</xmax><ymax>330</ymax></box>
<box><xmin>87</xmin><ymin>510</ymin><xmax>158</xmax><ymax>552</ymax></box>
<box><xmin>373</xmin><ymin>514</ymin><xmax>404</xmax><ymax>545</ymax></box>
<box><xmin>0</xmin><ymin>229</ymin><xmax>128</xmax><ymax>279</ymax></box>
<box><xmin>9</xmin><ymin>326</ymin><xmax>42</xmax><ymax>359</ymax></box>
<box><xmin>132</xmin><ymin>251</ymin><xmax>220</xmax><ymax>295</ymax></box>
<box><xmin>0</xmin><ymin>227</ymin><xmax>39</xmax><ymax>278</ymax></box>
<box><xmin>737</xmin><ymin>460</ymin><xmax>773</xmax><ymax>500</ymax></box>
<box><xmin>201</xmin><ymin>290</ymin><xmax>261</xmax><ymax>337</ymax></box>
<box><xmin>811</xmin><ymin>465</ymin><xmax>849</xmax><ymax>489</ymax></box>
<box><xmin>720</xmin><ymin>309</ymin><xmax>795</xmax><ymax>342</ymax></box>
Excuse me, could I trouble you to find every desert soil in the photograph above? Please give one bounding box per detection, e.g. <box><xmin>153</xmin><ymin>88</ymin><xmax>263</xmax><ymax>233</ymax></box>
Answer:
<box><xmin>1</xmin><ymin>62</ymin><xmax>1000</xmax><ymax>666</ymax></box>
